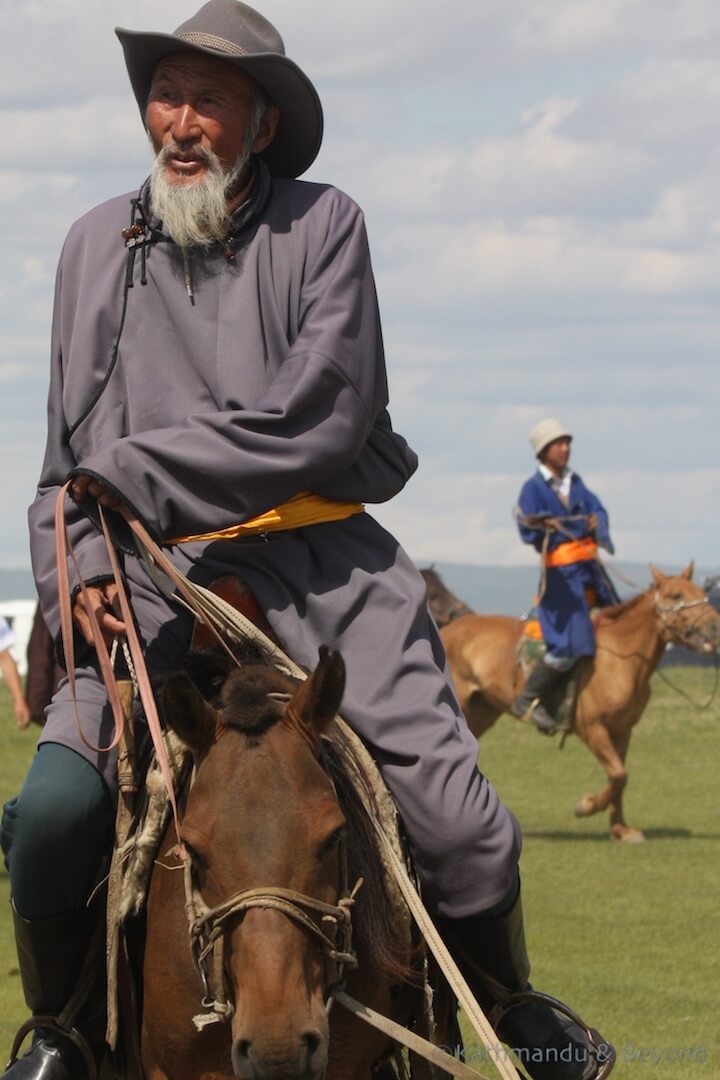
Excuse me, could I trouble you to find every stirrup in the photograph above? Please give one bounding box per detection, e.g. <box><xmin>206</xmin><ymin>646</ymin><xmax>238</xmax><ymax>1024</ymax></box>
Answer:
<box><xmin>6</xmin><ymin>1016</ymin><xmax>97</xmax><ymax>1080</ymax></box>
<box><xmin>496</xmin><ymin>989</ymin><xmax>615</xmax><ymax>1079</ymax></box>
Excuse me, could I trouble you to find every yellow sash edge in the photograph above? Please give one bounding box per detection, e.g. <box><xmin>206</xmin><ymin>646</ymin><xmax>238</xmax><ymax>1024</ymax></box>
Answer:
<box><xmin>168</xmin><ymin>492</ymin><xmax>365</xmax><ymax>545</ymax></box>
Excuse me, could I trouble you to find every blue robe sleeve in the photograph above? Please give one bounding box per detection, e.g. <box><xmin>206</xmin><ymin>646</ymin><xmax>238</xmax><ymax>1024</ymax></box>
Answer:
<box><xmin>581</xmin><ymin>483</ymin><xmax>614</xmax><ymax>554</ymax></box>
<box><xmin>515</xmin><ymin>474</ymin><xmax>553</xmax><ymax>552</ymax></box>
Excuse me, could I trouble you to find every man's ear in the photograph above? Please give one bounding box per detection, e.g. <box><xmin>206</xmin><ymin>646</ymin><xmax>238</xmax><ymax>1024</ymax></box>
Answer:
<box><xmin>252</xmin><ymin>106</ymin><xmax>280</xmax><ymax>154</ymax></box>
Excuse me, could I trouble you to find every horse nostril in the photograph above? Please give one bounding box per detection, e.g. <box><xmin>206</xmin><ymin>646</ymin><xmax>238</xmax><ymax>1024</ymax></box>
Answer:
<box><xmin>231</xmin><ymin>1038</ymin><xmax>254</xmax><ymax>1080</ymax></box>
<box><xmin>302</xmin><ymin>1027</ymin><xmax>324</xmax><ymax>1066</ymax></box>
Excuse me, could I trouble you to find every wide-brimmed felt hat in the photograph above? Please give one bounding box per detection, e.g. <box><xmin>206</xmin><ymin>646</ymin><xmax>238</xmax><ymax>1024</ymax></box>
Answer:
<box><xmin>116</xmin><ymin>0</ymin><xmax>323</xmax><ymax>178</ymax></box>
<box><xmin>529</xmin><ymin>417</ymin><xmax>573</xmax><ymax>458</ymax></box>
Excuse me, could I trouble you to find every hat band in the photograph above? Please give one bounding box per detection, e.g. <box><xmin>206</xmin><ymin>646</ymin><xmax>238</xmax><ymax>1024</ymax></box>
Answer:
<box><xmin>176</xmin><ymin>30</ymin><xmax>249</xmax><ymax>56</ymax></box>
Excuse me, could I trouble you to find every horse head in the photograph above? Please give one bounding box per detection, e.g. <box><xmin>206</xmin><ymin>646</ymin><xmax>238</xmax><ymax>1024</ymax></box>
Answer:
<box><xmin>650</xmin><ymin>562</ymin><xmax>720</xmax><ymax>654</ymax></box>
<box><xmin>419</xmin><ymin>565</ymin><xmax>474</xmax><ymax>627</ymax></box>
<box><xmin>160</xmin><ymin>646</ymin><xmax>348</xmax><ymax>1080</ymax></box>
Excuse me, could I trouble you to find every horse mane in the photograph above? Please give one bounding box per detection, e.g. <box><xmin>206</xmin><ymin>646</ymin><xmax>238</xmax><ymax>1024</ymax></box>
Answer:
<box><xmin>172</xmin><ymin>646</ymin><xmax>415</xmax><ymax>985</ymax></box>
<box><xmin>178</xmin><ymin>640</ymin><xmax>275</xmax><ymax>703</ymax></box>
<box><xmin>420</xmin><ymin>565</ymin><xmax>474</xmax><ymax>627</ymax></box>
<box><xmin>596</xmin><ymin>590</ymin><xmax>649</xmax><ymax>624</ymax></box>
<box><xmin>320</xmin><ymin>739</ymin><xmax>417</xmax><ymax>984</ymax></box>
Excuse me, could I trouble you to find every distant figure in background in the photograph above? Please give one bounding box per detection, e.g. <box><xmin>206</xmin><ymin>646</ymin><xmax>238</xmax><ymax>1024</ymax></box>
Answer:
<box><xmin>25</xmin><ymin>606</ymin><xmax>63</xmax><ymax>726</ymax></box>
<box><xmin>512</xmin><ymin>418</ymin><xmax>618</xmax><ymax>733</ymax></box>
<box><xmin>0</xmin><ymin>617</ymin><xmax>30</xmax><ymax>730</ymax></box>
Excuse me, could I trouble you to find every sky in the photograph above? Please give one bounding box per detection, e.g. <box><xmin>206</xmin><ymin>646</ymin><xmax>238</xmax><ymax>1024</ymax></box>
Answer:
<box><xmin>1</xmin><ymin>0</ymin><xmax>719</xmax><ymax>577</ymax></box>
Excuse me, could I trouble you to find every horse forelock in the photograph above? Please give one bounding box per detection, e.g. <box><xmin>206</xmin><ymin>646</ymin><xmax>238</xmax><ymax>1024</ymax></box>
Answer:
<box><xmin>219</xmin><ymin>665</ymin><xmax>297</xmax><ymax>739</ymax></box>
<box><xmin>178</xmin><ymin>641</ymin><xmax>276</xmax><ymax>706</ymax></box>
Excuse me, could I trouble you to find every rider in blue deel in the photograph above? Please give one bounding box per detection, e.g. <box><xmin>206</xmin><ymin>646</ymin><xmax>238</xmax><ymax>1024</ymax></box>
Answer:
<box><xmin>512</xmin><ymin>418</ymin><xmax>619</xmax><ymax>733</ymax></box>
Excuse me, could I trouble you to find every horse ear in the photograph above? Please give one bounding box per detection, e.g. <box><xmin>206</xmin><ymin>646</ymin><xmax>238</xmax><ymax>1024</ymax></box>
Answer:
<box><xmin>649</xmin><ymin>563</ymin><xmax>664</xmax><ymax>585</ymax></box>
<box><xmin>161</xmin><ymin>671</ymin><xmax>217</xmax><ymax>755</ymax></box>
<box><xmin>681</xmin><ymin>560</ymin><xmax>695</xmax><ymax>580</ymax></box>
<box><xmin>285</xmin><ymin>646</ymin><xmax>346</xmax><ymax>747</ymax></box>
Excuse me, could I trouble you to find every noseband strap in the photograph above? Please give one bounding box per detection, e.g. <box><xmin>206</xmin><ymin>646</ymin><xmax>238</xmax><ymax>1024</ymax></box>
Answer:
<box><xmin>184</xmin><ymin>855</ymin><xmax>362</xmax><ymax>1029</ymax></box>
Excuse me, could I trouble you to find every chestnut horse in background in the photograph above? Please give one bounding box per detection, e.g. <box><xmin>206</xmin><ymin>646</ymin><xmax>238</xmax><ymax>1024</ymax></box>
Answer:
<box><xmin>140</xmin><ymin>645</ymin><xmax>419</xmax><ymax>1080</ymax></box>
<box><xmin>421</xmin><ymin>565</ymin><xmax>720</xmax><ymax>842</ymax></box>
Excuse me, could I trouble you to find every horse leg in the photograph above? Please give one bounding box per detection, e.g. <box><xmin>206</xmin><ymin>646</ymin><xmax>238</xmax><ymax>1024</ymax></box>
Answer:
<box><xmin>603</xmin><ymin>727</ymin><xmax>643</xmax><ymax>842</ymax></box>
<box><xmin>461</xmin><ymin>688</ymin><xmax>503</xmax><ymax>739</ymax></box>
<box><xmin>574</xmin><ymin>723</ymin><xmax>642</xmax><ymax>841</ymax></box>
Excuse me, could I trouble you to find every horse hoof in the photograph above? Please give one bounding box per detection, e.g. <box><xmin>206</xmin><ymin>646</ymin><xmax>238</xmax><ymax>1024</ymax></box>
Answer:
<box><xmin>574</xmin><ymin>797</ymin><xmax>594</xmax><ymax>818</ymax></box>
<box><xmin>612</xmin><ymin>827</ymin><xmax>645</xmax><ymax>843</ymax></box>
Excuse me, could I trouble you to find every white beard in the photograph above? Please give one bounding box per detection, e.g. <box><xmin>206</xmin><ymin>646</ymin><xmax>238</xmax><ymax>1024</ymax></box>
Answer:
<box><xmin>149</xmin><ymin>143</ymin><xmax>251</xmax><ymax>250</ymax></box>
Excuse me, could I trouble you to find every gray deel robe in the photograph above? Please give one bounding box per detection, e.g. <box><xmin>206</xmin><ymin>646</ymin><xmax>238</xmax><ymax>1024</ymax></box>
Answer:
<box><xmin>28</xmin><ymin>161</ymin><xmax>520</xmax><ymax>918</ymax></box>
<box><xmin>30</xmin><ymin>162</ymin><xmax>418</xmax><ymax>634</ymax></box>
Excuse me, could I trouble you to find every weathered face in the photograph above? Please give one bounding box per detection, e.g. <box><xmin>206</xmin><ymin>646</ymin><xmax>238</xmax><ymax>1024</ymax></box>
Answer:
<box><xmin>146</xmin><ymin>52</ymin><xmax>275</xmax><ymax>184</ymax></box>
<box><xmin>541</xmin><ymin>435</ymin><xmax>572</xmax><ymax>474</ymax></box>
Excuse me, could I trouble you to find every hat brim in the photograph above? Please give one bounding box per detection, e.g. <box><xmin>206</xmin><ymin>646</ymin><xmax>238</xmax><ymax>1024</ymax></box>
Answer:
<box><xmin>116</xmin><ymin>27</ymin><xmax>323</xmax><ymax>178</ymax></box>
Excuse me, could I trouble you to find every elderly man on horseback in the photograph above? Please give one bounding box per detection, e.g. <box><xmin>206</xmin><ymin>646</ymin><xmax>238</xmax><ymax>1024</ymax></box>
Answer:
<box><xmin>511</xmin><ymin>418</ymin><xmax>618</xmax><ymax>733</ymax></box>
<box><xmin>2</xmin><ymin>6</ymin><xmax>613</xmax><ymax>1078</ymax></box>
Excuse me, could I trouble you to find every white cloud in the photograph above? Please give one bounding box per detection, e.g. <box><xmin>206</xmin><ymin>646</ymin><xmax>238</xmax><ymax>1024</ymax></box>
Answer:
<box><xmin>3</xmin><ymin>102</ymin><xmax>143</xmax><ymax>170</ymax></box>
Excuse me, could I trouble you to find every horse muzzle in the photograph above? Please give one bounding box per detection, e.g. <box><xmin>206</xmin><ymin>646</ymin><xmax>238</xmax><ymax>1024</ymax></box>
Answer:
<box><xmin>231</xmin><ymin>1027</ymin><xmax>328</xmax><ymax>1080</ymax></box>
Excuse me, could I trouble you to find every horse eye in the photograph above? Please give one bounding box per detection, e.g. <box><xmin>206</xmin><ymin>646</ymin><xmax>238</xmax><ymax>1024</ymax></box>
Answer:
<box><xmin>321</xmin><ymin>827</ymin><xmax>345</xmax><ymax>855</ymax></box>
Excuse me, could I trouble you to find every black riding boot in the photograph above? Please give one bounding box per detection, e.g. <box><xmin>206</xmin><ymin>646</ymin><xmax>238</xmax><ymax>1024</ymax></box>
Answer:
<box><xmin>4</xmin><ymin>907</ymin><xmax>105</xmax><ymax>1079</ymax></box>
<box><xmin>437</xmin><ymin>882</ymin><xmax>615</xmax><ymax>1079</ymax></box>
<box><xmin>510</xmin><ymin>659</ymin><xmax>567</xmax><ymax>734</ymax></box>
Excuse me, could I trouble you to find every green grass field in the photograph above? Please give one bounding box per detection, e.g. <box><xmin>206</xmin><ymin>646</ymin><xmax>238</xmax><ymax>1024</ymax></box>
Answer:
<box><xmin>0</xmin><ymin>669</ymin><xmax>717</xmax><ymax>1077</ymax></box>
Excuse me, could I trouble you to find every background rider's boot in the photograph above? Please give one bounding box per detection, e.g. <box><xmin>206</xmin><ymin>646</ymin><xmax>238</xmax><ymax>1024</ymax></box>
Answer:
<box><xmin>510</xmin><ymin>659</ymin><xmax>567</xmax><ymax>733</ymax></box>
<box><xmin>4</xmin><ymin>906</ymin><xmax>104</xmax><ymax>1079</ymax></box>
<box><xmin>437</xmin><ymin>880</ymin><xmax>615</xmax><ymax>1079</ymax></box>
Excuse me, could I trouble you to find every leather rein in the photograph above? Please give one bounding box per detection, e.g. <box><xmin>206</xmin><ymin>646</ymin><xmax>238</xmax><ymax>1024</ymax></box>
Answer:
<box><xmin>54</xmin><ymin>485</ymin><xmax>362</xmax><ymax>1031</ymax></box>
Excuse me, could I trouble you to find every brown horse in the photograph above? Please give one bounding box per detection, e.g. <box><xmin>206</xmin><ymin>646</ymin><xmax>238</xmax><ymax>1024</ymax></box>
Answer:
<box><xmin>421</xmin><ymin>565</ymin><xmax>720</xmax><ymax>842</ymax></box>
<box><xmin>139</xmin><ymin>645</ymin><xmax>419</xmax><ymax>1080</ymax></box>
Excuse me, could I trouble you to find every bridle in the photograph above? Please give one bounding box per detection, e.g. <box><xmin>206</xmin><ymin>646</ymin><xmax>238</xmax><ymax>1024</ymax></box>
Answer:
<box><xmin>181</xmin><ymin>781</ymin><xmax>362</xmax><ymax>1032</ymax></box>
<box><xmin>653</xmin><ymin>590</ymin><xmax>717</xmax><ymax>652</ymax></box>
<box><xmin>652</xmin><ymin>590</ymin><xmax>719</xmax><ymax>711</ymax></box>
